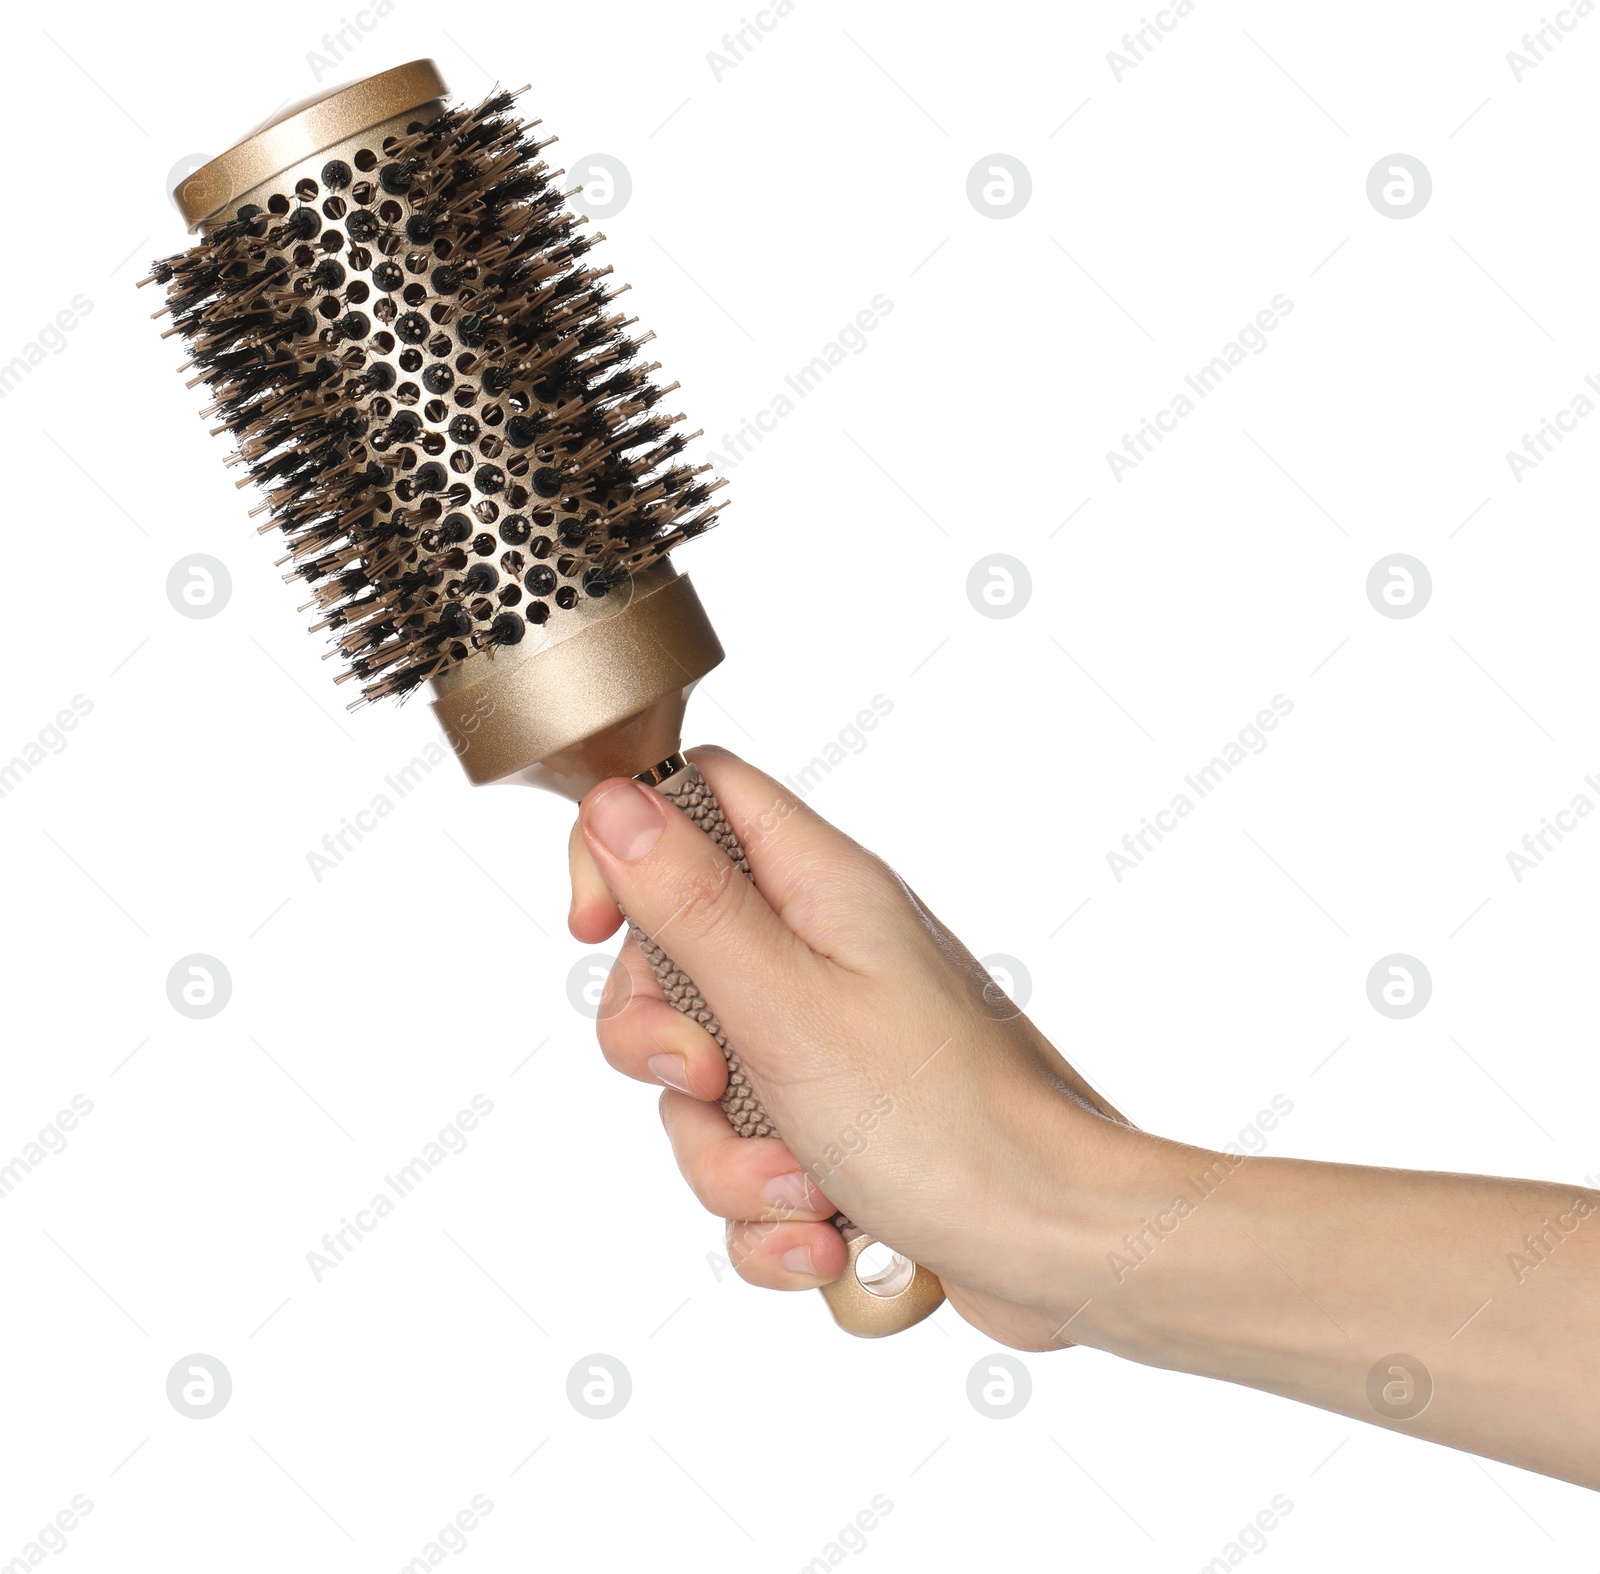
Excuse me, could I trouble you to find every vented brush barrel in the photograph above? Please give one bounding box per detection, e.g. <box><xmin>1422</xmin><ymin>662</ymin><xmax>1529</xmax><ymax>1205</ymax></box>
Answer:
<box><xmin>156</xmin><ymin>59</ymin><xmax>943</xmax><ymax>1337</ymax></box>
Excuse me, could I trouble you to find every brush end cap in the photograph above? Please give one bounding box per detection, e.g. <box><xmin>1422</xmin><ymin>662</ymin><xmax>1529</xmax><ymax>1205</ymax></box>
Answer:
<box><xmin>173</xmin><ymin>58</ymin><xmax>449</xmax><ymax>230</ymax></box>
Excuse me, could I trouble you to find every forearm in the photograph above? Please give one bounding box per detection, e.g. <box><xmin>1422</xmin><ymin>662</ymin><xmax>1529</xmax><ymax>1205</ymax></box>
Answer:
<box><xmin>1056</xmin><ymin>1129</ymin><xmax>1600</xmax><ymax>1488</ymax></box>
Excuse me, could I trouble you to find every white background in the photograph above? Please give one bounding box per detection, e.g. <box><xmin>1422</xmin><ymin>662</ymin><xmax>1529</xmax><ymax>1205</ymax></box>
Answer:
<box><xmin>2</xmin><ymin>0</ymin><xmax>1598</xmax><ymax>1568</ymax></box>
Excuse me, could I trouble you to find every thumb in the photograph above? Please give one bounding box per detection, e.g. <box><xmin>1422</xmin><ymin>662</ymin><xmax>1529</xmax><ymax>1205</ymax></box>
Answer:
<box><xmin>577</xmin><ymin>773</ymin><xmax>821</xmax><ymax>1046</ymax></box>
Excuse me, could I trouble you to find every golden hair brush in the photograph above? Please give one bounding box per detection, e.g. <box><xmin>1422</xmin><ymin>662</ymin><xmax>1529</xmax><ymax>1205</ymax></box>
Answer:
<box><xmin>145</xmin><ymin>58</ymin><xmax>942</xmax><ymax>1337</ymax></box>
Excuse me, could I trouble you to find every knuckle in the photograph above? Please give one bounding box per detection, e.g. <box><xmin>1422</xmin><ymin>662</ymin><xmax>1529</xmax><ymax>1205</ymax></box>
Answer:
<box><xmin>688</xmin><ymin>1139</ymin><xmax>741</xmax><ymax>1216</ymax></box>
<box><xmin>592</xmin><ymin>969</ymin><xmax>641</xmax><ymax>1065</ymax></box>
<box><xmin>856</xmin><ymin>850</ymin><xmax>913</xmax><ymax>912</ymax></box>
<box><xmin>670</xmin><ymin>856</ymin><xmax>745</xmax><ymax>945</ymax></box>
<box><xmin>725</xmin><ymin>1216</ymin><xmax>782</xmax><ymax>1274</ymax></box>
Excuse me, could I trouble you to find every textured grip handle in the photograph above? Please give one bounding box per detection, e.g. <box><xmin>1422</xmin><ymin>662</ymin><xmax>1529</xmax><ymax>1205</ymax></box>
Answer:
<box><xmin>630</xmin><ymin>763</ymin><xmax>944</xmax><ymax>1337</ymax></box>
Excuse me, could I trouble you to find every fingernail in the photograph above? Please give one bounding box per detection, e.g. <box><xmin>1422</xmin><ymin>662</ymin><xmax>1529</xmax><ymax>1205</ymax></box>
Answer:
<box><xmin>781</xmin><ymin>1245</ymin><xmax>816</xmax><ymax>1276</ymax></box>
<box><xmin>647</xmin><ymin>1053</ymin><xmax>692</xmax><ymax>1094</ymax></box>
<box><xmin>587</xmin><ymin>780</ymin><xmax>664</xmax><ymax>861</ymax></box>
<box><xmin>763</xmin><ymin>1172</ymin><xmax>816</xmax><ymax>1214</ymax></box>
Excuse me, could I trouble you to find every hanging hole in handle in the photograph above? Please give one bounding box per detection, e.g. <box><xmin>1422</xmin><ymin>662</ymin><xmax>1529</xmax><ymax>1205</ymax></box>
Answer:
<box><xmin>821</xmin><ymin>1233</ymin><xmax>945</xmax><ymax>1335</ymax></box>
<box><xmin>855</xmin><ymin>1240</ymin><xmax>917</xmax><ymax>1299</ymax></box>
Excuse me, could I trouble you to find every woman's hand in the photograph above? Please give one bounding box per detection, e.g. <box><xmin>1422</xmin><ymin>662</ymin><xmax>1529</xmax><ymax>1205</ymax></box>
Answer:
<box><xmin>566</xmin><ymin>744</ymin><xmax>1141</xmax><ymax>1352</ymax></box>
<box><xmin>568</xmin><ymin>746</ymin><xmax>1600</xmax><ymax>1488</ymax></box>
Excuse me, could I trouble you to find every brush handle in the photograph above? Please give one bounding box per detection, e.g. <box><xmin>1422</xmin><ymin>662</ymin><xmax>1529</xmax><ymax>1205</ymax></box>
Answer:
<box><xmin>630</xmin><ymin>761</ymin><xmax>945</xmax><ymax>1337</ymax></box>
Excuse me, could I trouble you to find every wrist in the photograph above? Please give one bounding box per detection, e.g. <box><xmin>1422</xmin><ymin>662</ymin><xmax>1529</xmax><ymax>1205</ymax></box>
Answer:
<box><xmin>987</xmin><ymin>1089</ymin><xmax>1170</xmax><ymax>1345</ymax></box>
<box><xmin>1026</xmin><ymin>1113</ymin><xmax>1251</xmax><ymax>1363</ymax></box>
<box><xmin>1038</xmin><ymin>1137</ymin><xmax>1356</xmax><ymax>1382</ymax></box>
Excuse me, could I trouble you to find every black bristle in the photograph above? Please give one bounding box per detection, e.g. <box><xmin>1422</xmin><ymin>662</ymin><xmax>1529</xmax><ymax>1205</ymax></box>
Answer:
<box><xmin>489</xmin><ymin>611</ymin><xmax>525</xmax><ymax>646</ymax></box>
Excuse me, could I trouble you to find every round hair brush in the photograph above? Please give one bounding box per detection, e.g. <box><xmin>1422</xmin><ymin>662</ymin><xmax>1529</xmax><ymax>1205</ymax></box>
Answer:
<box><xmin>145</xmin><ymin>59</ymin><xmax>943</xmax><ymax>1338</ymax></box>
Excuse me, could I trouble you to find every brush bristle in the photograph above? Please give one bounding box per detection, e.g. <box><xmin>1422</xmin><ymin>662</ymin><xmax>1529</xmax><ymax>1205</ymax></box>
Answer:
<box><xmin>148</xmin><ymin>89</ymin><xmax>726</xmax><ymax>704</ymax></box>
